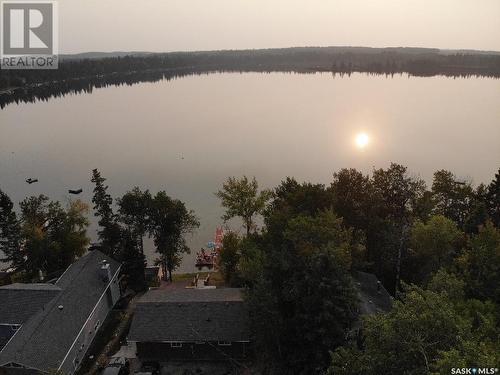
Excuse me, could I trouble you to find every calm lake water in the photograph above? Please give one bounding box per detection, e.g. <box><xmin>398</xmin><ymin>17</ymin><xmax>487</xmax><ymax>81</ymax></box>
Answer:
<box><xmin>1</xmin><ymin>72</ymin><xmax>499</xmax><ymax>272</ymax></box>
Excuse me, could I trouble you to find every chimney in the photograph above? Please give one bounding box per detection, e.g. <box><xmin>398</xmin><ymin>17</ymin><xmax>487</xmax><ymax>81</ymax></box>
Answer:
<box><xmin>99</xmin><ymin>260</ymin><xmax>111</xmax><ymax>283</ymax></box>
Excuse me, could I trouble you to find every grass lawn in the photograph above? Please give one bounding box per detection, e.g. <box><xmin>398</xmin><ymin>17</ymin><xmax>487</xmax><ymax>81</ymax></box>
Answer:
<box><xmin>172</xmin><ymin>271</ymin><xmax>226</xmax><ymax>287</ymax></box>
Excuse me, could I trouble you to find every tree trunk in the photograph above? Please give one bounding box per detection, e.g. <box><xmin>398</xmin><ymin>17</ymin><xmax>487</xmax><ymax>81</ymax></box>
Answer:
<box><xmin>395</xmin><ymin>223</ymin><xmax>408</xmax><ymax>297</ymax></box>
<box><xmin>245</xmin><ymin>218</ymin><xmax>251</xmax><ymax>236</ymax></box>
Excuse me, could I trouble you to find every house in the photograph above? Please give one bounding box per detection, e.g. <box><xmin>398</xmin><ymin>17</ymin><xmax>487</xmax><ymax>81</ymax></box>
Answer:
<box><xmin>0</xmin><ymin>283</ymin><xmax>62</xmax><ymax>352</ymax></box>
<box><xmin>128</xmin><ymin>288</ymin><xmax>250</xmax><ymax>362</ymax></box>
<box><xmin>0</xmin><ymin>250</ymin><xmax>122</xmax><ymax>374</ymax></box>
<box><xmin>348</xmin><ymin>271</ymin><xmax>392</xmax><ymax>345</ymax></box>
<box><xmin>353</xmin><ymin>271</ymin><xmax>393</xmax><ymax>315</ymax></box>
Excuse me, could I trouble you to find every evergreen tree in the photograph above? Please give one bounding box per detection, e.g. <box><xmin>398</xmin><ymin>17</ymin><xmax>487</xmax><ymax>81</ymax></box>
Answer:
<box><xmin>91</xmin><ymin>169</ymin><xmax>121</xmax><ymax>256</ymax></box>
<box><xmin>0</xmin><ymin>189</ymin><xmax>22</xmax><ymax>268</ymax></box>
<box><xmin>486</xmin><ymin>168</ymin><xmax>500</xmax><ymax>227</ymax></box>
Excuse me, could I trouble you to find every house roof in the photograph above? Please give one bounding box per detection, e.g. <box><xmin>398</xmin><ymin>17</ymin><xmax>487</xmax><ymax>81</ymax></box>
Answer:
<box><xmin>0</xmin><ymin>285</ymin><xmax>61</xmax><ymax>325</ymax></box>
<box><xmin>128</xmin><ymin>288</ymin><xmax>249</xmax><ymax>343</ymax></box>
<box><xmin>140</xmin><ymin>287</ymin><xmax>244</xmax><ymax>303</ymax></box>
<box><xmin>353</xmin><ymin>271</ymin><xmax>392</xmax><ymax>315</ymax></box>
<box><xmin>0</xmin><ymin>250</ymin><xmax>120</xmax><ymax>372</ymax></box>
<box><xmin>0</xmin><ymin>283</ymin><xmax>62</xmax><ymax>351</ymax></box>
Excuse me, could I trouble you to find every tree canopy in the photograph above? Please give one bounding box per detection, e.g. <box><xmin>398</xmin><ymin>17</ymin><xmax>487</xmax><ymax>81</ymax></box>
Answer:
<box><xmin>216</xmin><ymin>176</ymin><xmax>271</xmax><ymax>235</ymax></box>
<box><xmin>148</xmin><ymin>191</ymin><xmax>199</xmax><ymax>281</ymax></box>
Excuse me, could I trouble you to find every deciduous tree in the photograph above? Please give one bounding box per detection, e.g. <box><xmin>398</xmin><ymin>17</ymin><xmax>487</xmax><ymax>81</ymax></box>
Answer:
<box><xmin>19</xmin><ymin>195</ymin><xmax>89</xmax><ymax>277</ymax></box>
<box><xmin>407</xmin><ymin>215</ymin><xmax>462</xmax><ymax>284</ymax></box>
<box><xmin>148</xmin><ymin>191</ymin><xmax>199</xmax><ymax>281</ymax></box>
<box><xmin>216</xmin><ymin>176</ymin><xmax>271</xmax><ymax>235</ymax></box>
<box><xmin>117</xmin><ymin>187</ymin><xmax>152</xmax><ymax>254</ymax></box>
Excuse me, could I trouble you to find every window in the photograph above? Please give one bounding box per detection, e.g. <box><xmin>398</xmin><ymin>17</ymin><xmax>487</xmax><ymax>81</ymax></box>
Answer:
<box><xmin>218</xmin><ymin>341</ymin><xmax>232</xmax><ymax>346</ymax></box>
<box><xmin>170</xmin><ymin>342</ymin><xmax>182</xmax><ymax>348</ymax></box>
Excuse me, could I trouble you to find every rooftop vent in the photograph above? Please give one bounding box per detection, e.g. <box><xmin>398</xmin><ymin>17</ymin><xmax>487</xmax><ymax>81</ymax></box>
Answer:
<box><xmin>99</xmin><ymin>260</ymin><xmax>111</xmax><ymax>282</ymax></box>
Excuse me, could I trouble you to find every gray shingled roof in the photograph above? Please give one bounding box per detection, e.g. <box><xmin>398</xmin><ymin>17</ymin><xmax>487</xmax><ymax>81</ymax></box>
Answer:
<box><xmin>140</xmin><ymin>288</ymin><xmax>244</xmax><ymax>303</ymax></box>
<box><xmin>128</xmin><ymin>288</ymin><xmax>249</xmax><ymax>343</ymax></box>
<box><xmin>0</xmin><ymin>283</ymin><xmax>61</xmax><ymax>351</ymax></box>
<box><xmin>0</xmin><ymin>284</ymin><xmax>61</xmax><ymax>325</ymax></box>
<box><xmin>353</xmin><ymin>271</ymin><xmax>392</xmax><ymax>315</ymax></box>
<box><xmin>0</xmin><ymin>250</ymin><xmax>120</xmax><ymax>372</ymax></box>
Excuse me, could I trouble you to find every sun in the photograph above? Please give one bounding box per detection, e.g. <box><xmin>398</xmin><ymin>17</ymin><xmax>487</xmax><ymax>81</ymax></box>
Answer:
<box><xmin>355</xmin><ymin>132</ymin><xmax>370</xmax><ymax>149</ymax></box>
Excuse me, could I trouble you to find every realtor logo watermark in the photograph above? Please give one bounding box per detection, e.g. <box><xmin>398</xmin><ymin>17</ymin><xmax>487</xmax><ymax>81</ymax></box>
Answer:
<box><xmin>1</xmin><ymin>0</ymin><xmax>58</xmax><ymax>69</ymax></box>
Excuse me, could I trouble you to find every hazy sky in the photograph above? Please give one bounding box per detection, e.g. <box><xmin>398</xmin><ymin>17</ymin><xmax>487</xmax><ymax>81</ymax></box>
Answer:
<box><xmin>59</xmin><ymin>0</ymin><xmax>500</xmax><ymax>54</ymax></box>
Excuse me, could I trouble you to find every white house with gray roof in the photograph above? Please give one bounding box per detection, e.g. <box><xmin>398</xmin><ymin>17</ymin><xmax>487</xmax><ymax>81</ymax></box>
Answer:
<box><xmin>0</xmin><ymin>250</ymin><xmax>121</xmax><ymax>375</ymax></box>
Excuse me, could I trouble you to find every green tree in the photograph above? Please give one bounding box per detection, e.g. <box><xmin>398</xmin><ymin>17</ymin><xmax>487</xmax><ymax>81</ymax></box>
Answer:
<box><xmin>457</xmin><ymin>221</ymin><xmax>500</xmax><ymax>303</ymax></box>
<box><xmin>413</xmin><ymin>190</ymin><xmax>435</xmax><ymax>223</ymax></box>
<box><xmin>330</xmin><ymin>168</ymin><xmax>371</xmax><ymax>230</ymax></box>
<box><xmin>218</xmin><ymin>231</ymin><xmax>240</xmax><ymax>285</ymax></box>
<box><xmin>486</xmin><ymin>168</ymin><xmax>500</xmax><ymax>227</ymax></box>
<box><xmin>148</xmin><ymin>191</ymin><xmax>199</xmax><ymax>281</ymax></box>
<box><xmin>264</xmin><ymin>178</ymin><xmax>333</xmax><ymax>246</ymax></box>
<box><xmin>19</xmin><ymin>195</ymin><xmax>89</xmax><ymax>277</ymax></box>
<box><xmin>245</xmin><ymin>209</ymin><xmax>359</xmax><ymax>374</ymax></box>
<box><xmin>216</xmin><ymin>176</ymin><xmax>271</xmax><ymax>235</ymax></box>
<box><xmin>284</xmin><ymin>210</ymin><xmax>364</xmax><ymax>271</ymax></box>
<box><xmin>91</xmin><ymin>169</ymin><xmax>121</xmax><ymax>256</ymax></box>
<box><xmin>407</xmin><ymin>215</ymin><xmax>462</xmax><ymax>284</ymax></box>
<box><xmin>117</xmin><ymin>187</ymin><xmax>152</xmax><ymax>254</ymax></box>
<box><xmin>331</xmin><ymin>289</ymin><xmax>461</xmax><ymax>374</ymax></box>
<box><xmin>463</xmin><ymin>183</ymin><xmax>490</xmax><ymax>233</ymax></box>
<box><xmin>329</xmin><ymin>272</ymin><xmax>499</xmax><ymax>375</ymax></box>
<box><xmin>431</xmin><ymin>169</ymin><xmax>474</xmax><ymax>228</ymax></box>
<box><xmin>0</xmin><ymin>189</ymin><xmax>22</xmax><ymax>269</ymax></box>
<box><xmin>370</xmin><ymin>163</ymin><xmax>426</xmax><ymax>293</ymax></box>
<box><xmin>372</xmin><ymin>163</ymin><xmax>426</xmax><ymax>221</ymax></box>
<box><xmin>116</xmin><ymin>229</ymin><xmax>146</xmax><ymax>291</ymax></box>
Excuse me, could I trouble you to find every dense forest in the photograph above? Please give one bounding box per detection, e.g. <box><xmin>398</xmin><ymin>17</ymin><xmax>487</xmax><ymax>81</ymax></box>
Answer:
<box><xmin>1</xmin><ymin>46</ymin><xmax>499</xmax><ymax>108</ymax></box>
<box><xmin>1</xmin><ymin>165</ymin><xmax>499</xmax><ymax>373</ymax></box>
<box><xmin>215</xmin><ymin>166</ymin><xmax>500</xmax><ymax>374</ymax></box>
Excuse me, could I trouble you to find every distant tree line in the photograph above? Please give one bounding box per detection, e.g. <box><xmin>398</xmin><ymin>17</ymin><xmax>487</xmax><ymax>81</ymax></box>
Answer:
<box><xmin>215</xmin><ymin>166</ymin><xmax>500</xmax><ymax>374</ymax></box>
<box><xmin>1</xmin><ymin>46</ymin><xmax>499</xmax><ymax>108</ymax></box>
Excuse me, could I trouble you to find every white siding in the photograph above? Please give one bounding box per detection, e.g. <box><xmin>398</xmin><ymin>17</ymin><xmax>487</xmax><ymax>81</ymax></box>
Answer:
<box><xmin>60</xmin><ymin>267</ymin><xmax>121</xmax><ymax>374</ymax></box>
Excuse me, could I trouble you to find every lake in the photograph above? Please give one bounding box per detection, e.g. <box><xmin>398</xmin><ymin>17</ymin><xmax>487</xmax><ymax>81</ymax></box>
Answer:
<box><xmin>1</xmin><ymin>72</ymin><xmax>499</xmax><ymax>272</ymax></box>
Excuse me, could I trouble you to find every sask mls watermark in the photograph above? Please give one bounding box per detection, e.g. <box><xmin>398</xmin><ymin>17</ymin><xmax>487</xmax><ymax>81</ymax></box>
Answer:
<box><xmin>1</xmin><ymin>0</ymin><xmax>58</xmax><ymax>69</ymax></box>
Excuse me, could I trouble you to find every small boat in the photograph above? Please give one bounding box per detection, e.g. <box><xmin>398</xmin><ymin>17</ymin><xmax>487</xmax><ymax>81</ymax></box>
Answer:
<box><xmin>68</xmin><ymin>188</ymin><xmax>83</xmax><ymax>195</ymax></box>
<box><xmin>26</xmin><ymin>178</ymin><xmax>38</xmax><ymax>184</ymax></box>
